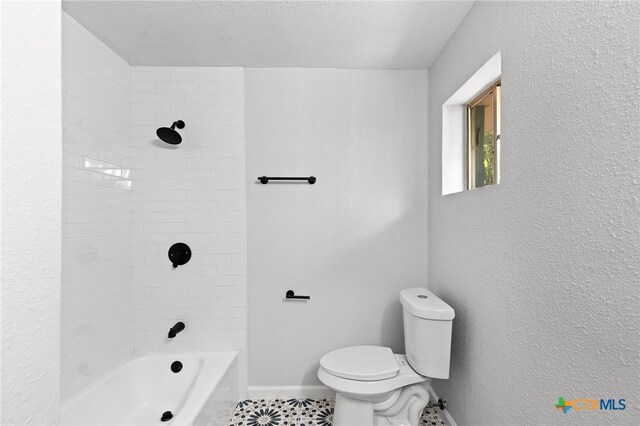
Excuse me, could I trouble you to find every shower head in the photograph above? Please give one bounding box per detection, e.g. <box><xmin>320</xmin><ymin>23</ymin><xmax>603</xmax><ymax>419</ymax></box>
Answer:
<box><xmin>156</xmin><ymin>120</ymin><xmax>185</xmax><ymax>145</ymax></box>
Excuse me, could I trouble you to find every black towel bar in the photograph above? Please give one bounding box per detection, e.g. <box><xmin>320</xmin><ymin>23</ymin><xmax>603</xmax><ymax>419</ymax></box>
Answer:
<box><xmin>259</xmin><ymin>176</ymin><xmax>316</xmax><ymax>184</ymax></box>
<box><xmin>285</xmin><ymin>290</ymin><xmax>310</xmax><ymax>300</ymax></box>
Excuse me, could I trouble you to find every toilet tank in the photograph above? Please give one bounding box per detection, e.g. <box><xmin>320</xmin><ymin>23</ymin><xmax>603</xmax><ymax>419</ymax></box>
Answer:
<box><xmin>400</xmin><ymin>288</ymin><xmax>455</xmax><ymax>379</ymax></box>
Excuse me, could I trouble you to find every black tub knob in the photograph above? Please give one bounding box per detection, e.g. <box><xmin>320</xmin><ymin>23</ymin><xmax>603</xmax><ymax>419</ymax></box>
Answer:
<box><xmin>161</xmin><ymin>411</ymin><xmax>173</xmax><ymax>422</ymax></box>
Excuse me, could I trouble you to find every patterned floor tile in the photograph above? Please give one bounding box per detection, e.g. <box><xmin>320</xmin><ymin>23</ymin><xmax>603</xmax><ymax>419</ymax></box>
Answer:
<box><xmin>228</xmin><ymin>398</ymin><xmax>446</xmax><ymax>426</ymax></box>
<box><xmin>421</xmin><ymin>405</ymin><xmax>447</xmax><ymax>426</ymax></box>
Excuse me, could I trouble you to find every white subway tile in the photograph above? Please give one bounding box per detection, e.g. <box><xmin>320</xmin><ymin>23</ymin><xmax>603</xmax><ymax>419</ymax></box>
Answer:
<box><xmin>186</xmin><ymin>222</ymin><xmax>231</xmax><ymax>233</ymax></box>
<box><xmin>62</xmin><ymin>17</ymin><xmax>135</xmax><ymax>387</ymax></box>
<box><xmin>132</xmin><ymin>69</ymin><xmax>170</xmax><ymax>82</ymax></box>
<box><xmin>214</xmin><ymin>104</ymin><xmax>243</xmax><ymax>115</ymax></box>
<box><xmin>214</xmin><ymin>70</ymin><xmax>243</xmax><ymax>82</ymax></box>
<box><xmin>132</xmin><ymin>114</ymin><xmax>156</xmax><ymax>125</ymax></box>
<box><xmin>143</xmin><ymin>222</ymin><xmax>187</xmax><ymax>234</ymax></box>
<box><xmin>143</xmin><ymin>158</ymin><xmax>187</xmax><ymax>169</ymax></box>
<box><xmin>132</xmin><ymin>103</ymin><xmax>171</xmax><ymax>114</ymax></box>
<box><xmin>210</xmin><ymin>115</ymin><xmax>243</xmax><ymax>126</ymax></box>
<box><xmin>145</xmin><ymin>287</ymin><xmax>189</xmax><ymax>298</ymax></box>
<box><xmin>199</xmin><ymin>146</ymin><xmax>244</xmax><ymax>158</ymax></box>
<box><xmin>138</xmin><ymin>93</ymin><xmax>185</xmax><ymax>104</ymax></box>
<box><xmin>132</xmin><ymin>200</ymin><xmax>172</xmax><ymax>212</ymax></box>
<box><xmin>170</xmin><ymin>68</ymin><xmax>216</xmax><ymax>82</ymax></box>
<box><xmin>131</xmin><ymin>82</ymin><xmax>156</xmax><ymax>93</ymax></box>
<box><xmin>158</xmin><ymin>341</ymin><xmax>203</xmax><ymax>352</ymax></box>
<box><xmin>231</xmin><ymin>318</ymin><xmax>247</xmax><ymax>330</ymax></box>
<box><xmin>212</xmin><ymin>286</ymin><xmax>246</xmax><ymax>298</ymax></box>
<box><xmin>142</xmin><ymin>191</ymin><xmax>187</xmax><ymax>202</ymax></box>
<box><xmin>156</xmin><ymin>82</ymin><xmax>199</xmax><ymax>93</ymax></box>
<box><xmin>190</xmin><ymin>319</ymin><xmax>232</xmax><ymax>330</ymax></box>
<box><xmin>228</xmin><ymin>94</ymin><xmax>244</xmax><ymax>104</ymax></box>
<box><xmin>202</xmin><ymin>341</ymin><xmax>245</xmax><ymax>352</ymax></box>
<box><xmin>154</xmin><ymin>179</ymin><xmax>201</xmax><ymax>191</ymax></box>
<box><xmin>135</xmin><ymin>342</ymin><xmax>159</xmax><ymax>352</ymax></box>
<box><xmin>125</xmin><ymin>65</ymin><xmax>246</xmax><ymax>355</ymax></box>
<box><xmin>171</xmin><ymin>103</ymin><xmax>216</xmax><ymax>115</ymax></box>
<box><xmin>228</xmin><ymin>125</ymin><xmax>245</xmax><ymax>136</ymax></box>
<box><xmin>216</xmin><ymin>233</ymin><xmax>246</xmax><ymax>244</ymax></box>
<box><xmin>199</xmin><ymin>82</ymin><xmax>243</xmax><ymax>94</ymax></box>
<box><xmin>186</xmin><ymin>124</ymin><xmax>230</xmax><ymax>137</ymax></box>
<box><xmin>157</xmin><ymin>211</ymin><xmax>202</xmax><ymax>223</ymax></box>
<box><xmin>185</xmin><ymin>93</ymin><xmax>229</xmax><ymax>104</ymax></box>
<box><xmin>135</xmin><ymin>169</ymin><xmax>176</xmax><ymax>180</ymax></box>
<box><xmin>132</xmin><ymin>212</ymin><xmax>158</xmax><ymax>223</ymax></box>
<box><xmin>217</xmin><ymin>265</ymin><xmax>247</xmax><ymax>276</ymax></box>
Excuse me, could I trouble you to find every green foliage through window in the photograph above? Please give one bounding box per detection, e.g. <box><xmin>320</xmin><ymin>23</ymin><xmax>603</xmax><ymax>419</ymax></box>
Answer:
<box><xmin>467</xmin><ymin>81</ymin><xmax>500</xmax><ymax>189</ymax></box>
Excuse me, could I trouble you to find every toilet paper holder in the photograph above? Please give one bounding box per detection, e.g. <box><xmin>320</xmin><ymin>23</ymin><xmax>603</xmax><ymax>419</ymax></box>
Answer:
<box><xmin>285</xmin><ymin>290</ymin><xmax>310</xmax><ymax>300</ymax></box>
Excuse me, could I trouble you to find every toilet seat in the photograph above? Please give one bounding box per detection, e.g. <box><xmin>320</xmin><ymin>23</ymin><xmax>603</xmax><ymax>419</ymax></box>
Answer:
<box><xmin>318</xmin><ymin>353</ymin><xmax>427</xmax><ymax>396</ymax></box>
<box><xmin>319</xmin><ymin>346</ymin><xmax>399</xmax><ymax>381</ymax></box>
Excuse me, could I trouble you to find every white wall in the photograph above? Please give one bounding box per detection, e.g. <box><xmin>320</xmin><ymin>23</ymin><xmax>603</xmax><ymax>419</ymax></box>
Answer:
<box><xmin>130</xmin><ymin>67</ymin><xmax>247</xmax><ymax>390</ymax></box>
<box><xmin>246</xmin><ymin>69</ymin><xmax>428</xmax><ymax>387</ymax></box>
<box><xmin>61</xmin><ymin>12</ymin><xmax>133</xmax><ymax>401</ymax></box>
<box><xmin>427</xmin><ymin>2</ymin><xmax>640</xmax><ymax>424</ymax></box>
<box><xmin>1</xmin><ymin>1</ymin><xmax>62</xmax><ymax>423</ymax></box>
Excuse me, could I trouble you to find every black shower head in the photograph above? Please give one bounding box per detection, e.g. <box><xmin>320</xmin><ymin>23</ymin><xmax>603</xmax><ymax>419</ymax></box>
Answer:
<box><xmin>156</xmin><ymin>120</ymin><xmax>185</xmax><ymax>145</ymax></box>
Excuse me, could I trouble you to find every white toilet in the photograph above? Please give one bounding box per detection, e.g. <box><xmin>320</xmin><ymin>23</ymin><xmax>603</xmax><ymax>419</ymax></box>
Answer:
<box><xmin>317</xmin><ymin>288</ymin><xmax>455</xmax><ymax>426</ymax></box>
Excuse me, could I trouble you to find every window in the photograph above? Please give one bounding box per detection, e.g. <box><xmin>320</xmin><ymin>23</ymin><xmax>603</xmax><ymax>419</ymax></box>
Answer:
<box><xmin>467</xmin><ymin>81</ymin><xmax>500</xmax><ymax>189</ymax></box>
<box><xmin>441</xmin><ymin>52</ymin><xmax>501</xmax><ymax>195</ymax></box>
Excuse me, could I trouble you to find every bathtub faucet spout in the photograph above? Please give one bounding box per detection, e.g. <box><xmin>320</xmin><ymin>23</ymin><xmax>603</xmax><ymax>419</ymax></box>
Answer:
<box><xmin>168</xmin><ymin>322</ymin><xmax>185</xmax><ymax>338</ymax></box>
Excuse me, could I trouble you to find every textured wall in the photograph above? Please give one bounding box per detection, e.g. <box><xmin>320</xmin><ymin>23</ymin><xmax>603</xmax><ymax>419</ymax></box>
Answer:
<box><xmin>427</xmin><ymin>2</ymin><xmax>639</xmax><ymax>424</ymax></box>
<box><xmin>0</xmin><ymin>2</ymin><xmax>62</xmax><ymax>424</ymax></box>
<box><xmin>61</xmin><ymin>12</ymin><xmax>133</xmax><ymax>401</ymax></box>
<box><xmin>246</xmin><ymin>69</ymin><xmax>428</xmax><ymax>387</ymax></box>
<box><xmin>130</xmin><ymin>67</ymin><xmax>247</xmax><ymax>391</ymax></box>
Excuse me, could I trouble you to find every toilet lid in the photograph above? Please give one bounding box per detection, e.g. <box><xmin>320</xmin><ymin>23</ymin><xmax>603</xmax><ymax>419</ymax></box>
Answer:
<box><xmin>319</xmin><ymin>346</ymin><xmax>399</xmax><ymax>381</ymax></box>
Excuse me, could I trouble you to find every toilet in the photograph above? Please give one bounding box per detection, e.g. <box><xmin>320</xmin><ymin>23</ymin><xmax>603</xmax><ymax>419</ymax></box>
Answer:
<box><xmin>317</xmin><ymin>288</ymin><xmax>455</xmax><ymax>426</ymax></box>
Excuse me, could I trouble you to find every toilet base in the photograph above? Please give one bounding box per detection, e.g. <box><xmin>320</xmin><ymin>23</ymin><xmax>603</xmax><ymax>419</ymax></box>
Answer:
<box><xmin>334</xmin><ymin>393</ymin><xmax>376</xmax><ymax>425</ymax></box>
<box><xmin>333</xmin><ymin>383</ymin><xmax>431</xmax><ymax>426</ymax></box>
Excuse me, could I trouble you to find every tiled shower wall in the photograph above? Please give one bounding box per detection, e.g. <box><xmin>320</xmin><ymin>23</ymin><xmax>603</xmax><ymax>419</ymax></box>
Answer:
<box><xmin>61</xmin><ymin>13</ymin><xmax>132</xmax><ymax>400</ymax></box>
<box><xmin>129</xmin><ymin>67</ymin><xmax>247</xmax><ymax>387</ymax></box>
<box><xmin>62</xmin><ymin>13</ymin><xmax>248</xmax><ymax>399</ymax></box>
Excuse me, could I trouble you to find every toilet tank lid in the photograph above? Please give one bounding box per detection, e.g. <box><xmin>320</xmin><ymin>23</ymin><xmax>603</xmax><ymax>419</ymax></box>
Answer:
<box><xmin>400</xmin><ymin>288</ymin><xmax>455</xmax><ymax>320</ymax></box>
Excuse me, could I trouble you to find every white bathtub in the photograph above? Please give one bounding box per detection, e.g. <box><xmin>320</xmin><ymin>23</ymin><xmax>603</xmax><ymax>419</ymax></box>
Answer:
<box><xmin>61</xmin><ymin>352</ymin><xmax>239</xmax><ymax>426</ymax></box>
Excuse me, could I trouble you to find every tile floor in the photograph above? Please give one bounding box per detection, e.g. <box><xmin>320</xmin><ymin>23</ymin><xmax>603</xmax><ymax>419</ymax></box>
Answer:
<box><xmin>228</xmin><ymin>398</ymin><xmax>447</xmax><ymax>426</ymax></box>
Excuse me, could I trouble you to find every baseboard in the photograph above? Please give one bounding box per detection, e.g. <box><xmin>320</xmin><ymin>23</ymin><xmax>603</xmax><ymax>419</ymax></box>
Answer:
<box><xmin>427</xmin><ymin>384</ymin><xmax>457</xmax><ymax>426</ymax></box>
<box><xmin>247</xmin><ymin>385</ymin><xmax>336</xmax><ymax>400</ymax></box>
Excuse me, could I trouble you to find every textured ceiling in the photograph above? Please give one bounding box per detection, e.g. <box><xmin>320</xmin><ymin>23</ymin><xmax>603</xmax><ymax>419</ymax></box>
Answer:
<box><xmin>62</xmin><ymin>0</ymin><xmax>475</xmax><ymax>69</ymax></box>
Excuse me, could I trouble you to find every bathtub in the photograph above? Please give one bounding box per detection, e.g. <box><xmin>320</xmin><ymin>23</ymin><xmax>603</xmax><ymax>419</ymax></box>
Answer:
<box><xmin>61</xmin><ymin>352</ymin><xmax>239</xmax><ymax>426</ymax></box>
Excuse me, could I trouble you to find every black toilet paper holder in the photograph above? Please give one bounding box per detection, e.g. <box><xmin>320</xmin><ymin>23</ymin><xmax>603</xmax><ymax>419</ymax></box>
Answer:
<box><xmin>285</xmin><ymin>290</ymin><xmax>310</xmax><ymax>300</ymax></box>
